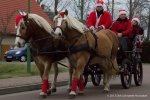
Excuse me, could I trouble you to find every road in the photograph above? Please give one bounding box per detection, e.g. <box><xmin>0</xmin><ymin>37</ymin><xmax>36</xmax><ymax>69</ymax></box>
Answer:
<box><xmin>0</xmin><ymin>64</ymin><xmax>149</xmax><ymax>100</ymax></box>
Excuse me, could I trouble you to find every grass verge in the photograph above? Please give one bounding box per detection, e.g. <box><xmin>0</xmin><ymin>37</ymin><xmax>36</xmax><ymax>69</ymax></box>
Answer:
<box><xmin>0</xmin><ymin>63</ymin><xmax>68</xmax><ymax>79</ymax></box>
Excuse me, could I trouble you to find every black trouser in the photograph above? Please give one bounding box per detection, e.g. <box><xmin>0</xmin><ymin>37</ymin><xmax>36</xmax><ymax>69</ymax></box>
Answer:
<box><xmin>118</xmin><ymin>36</ymin><xmax>129</xmax><ymax>51</ymax></box>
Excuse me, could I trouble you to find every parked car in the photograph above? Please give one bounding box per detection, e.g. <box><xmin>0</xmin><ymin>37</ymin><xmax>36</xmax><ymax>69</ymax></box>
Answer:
<box><xmin>4</xmin><ymin>44</ymin><xmax>33</xmax><ymax>62</ymax></box>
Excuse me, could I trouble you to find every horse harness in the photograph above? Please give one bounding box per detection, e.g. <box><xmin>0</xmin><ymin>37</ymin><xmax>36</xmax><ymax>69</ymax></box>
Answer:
<box><xmin>62</xmin><ymin>29</ymin><xmax>117</xmax><ymax>71</ymax></box>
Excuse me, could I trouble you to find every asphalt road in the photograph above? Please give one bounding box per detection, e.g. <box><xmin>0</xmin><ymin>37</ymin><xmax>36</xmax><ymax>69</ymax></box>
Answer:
<box><xmin>0</xmin><ymin>64</ymin><xmax>149</xmax><ymax>100</ymax></box>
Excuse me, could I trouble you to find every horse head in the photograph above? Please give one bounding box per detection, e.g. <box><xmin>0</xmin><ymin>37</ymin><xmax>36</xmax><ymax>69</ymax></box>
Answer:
<box><xmin>53</xmin><ymin>9</ymin><xmax>69</xmax><ymax>39</ymax></box>
<box><xmin>15</xmin><ymin>13</ymin><xmax>53</xmax><ymax>47</ymax></box>
<box><xmin>15</xmin><ymin>13</ymin><xmax>33</xmax><ymax>47</ymax></box>
<box><xmin>53</xmin><ymin>9</ymin><xmax>87</xmax><ymax>40</ymax></box>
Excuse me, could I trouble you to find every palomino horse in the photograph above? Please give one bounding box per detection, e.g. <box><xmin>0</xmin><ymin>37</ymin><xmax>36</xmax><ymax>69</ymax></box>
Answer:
<box><xmin>53</xmin><ymin>10</ymin><xmax>118</xmax><ymax>98</ymax></box>
<box><xmin>15</xmin><ymin>13</ymin><xmax>73</xmax><ymax>98</ymax></box>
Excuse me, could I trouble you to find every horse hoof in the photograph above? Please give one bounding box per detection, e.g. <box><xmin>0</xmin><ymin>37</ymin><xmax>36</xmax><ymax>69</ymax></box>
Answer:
<box><xmin>51</xmin><ymin>88</ymin><xmax>57</xmax><ymax>93</ymax></box>
<box><xmin>68</xmin><ymin>95</ymin><xmax>76</xmax><ymax>99</ymax></box>
<box><xmin>67</xmin><ymin>89</ymin><xmax>71</xmax><ymax>93</ymax></box>
<box><xmin>103</xmin><ymin>90</ymin><xmax>109</xmax><ymax>93</ymax></box>
<box><xmin>39</xmin><ymin>95</ymin><xmax>47</xmax><ymax>99</ymax></box>
<box><xmin>47</xmin><ymin>90</ymin><xmax>51</xmax><ymax>96</ymax></box>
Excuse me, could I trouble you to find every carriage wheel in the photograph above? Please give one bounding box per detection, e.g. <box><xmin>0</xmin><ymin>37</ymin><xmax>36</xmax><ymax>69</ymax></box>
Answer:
<box><xmin>91</xmin><ymin>67</ymin><xmax>101</xmax><ymax>86</ymax></box>
<box><xmin>133</xmin><ymin>59</ymin><xmax>143</xmax><ymax>86</ymax></box>
<box><xmin>82</xmin><ymin>73</ymin><xmax>88</xmax><ymax>87</ymax></box>
<box><xmin>120</xmin><ymin>58</ymin><xmax>132</xmax><ymax>89</ymax></box>
<box><xmin>82</xmin><ymin>68</ymin><xmax>89</xmax><ymax>87</ymax></box>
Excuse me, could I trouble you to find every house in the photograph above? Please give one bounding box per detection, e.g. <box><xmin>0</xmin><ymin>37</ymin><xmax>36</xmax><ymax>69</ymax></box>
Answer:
<box><xmin>0</xmin><ymin>0</ymin><xmax>54</xmax><ymax>59</ymax></box>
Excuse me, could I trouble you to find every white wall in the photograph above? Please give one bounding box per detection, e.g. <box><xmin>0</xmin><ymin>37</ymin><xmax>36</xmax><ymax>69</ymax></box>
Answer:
<box><xmin>2</xmin><ymin>37</ymin><xmax>15</xmax><ymax>45</ymax></box>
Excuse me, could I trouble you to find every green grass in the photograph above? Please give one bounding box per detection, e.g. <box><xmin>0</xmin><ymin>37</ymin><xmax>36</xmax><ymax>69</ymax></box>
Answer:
<box><xmin>0</xmin><ymin>63</ymin><xmax>68</xmax><ymax>79</ymax></box>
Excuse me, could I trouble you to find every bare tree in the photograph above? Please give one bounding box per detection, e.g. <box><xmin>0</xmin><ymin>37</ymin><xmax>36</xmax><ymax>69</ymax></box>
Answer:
<box><xmin>111</xmin><ymin>0</ymin><xmax>114</xmax><ymax>20</ymax></box>
<box><xmin>40</xmin><ymin>0</ymin><xmax>71</xmax><ymax>12</ymax></box>
<box><xmin>126</xmin><ymin>0</ymin><xmax>149</xmax><ymax>18</ymax></box>
<box><xmin>126</xmin><ymin>0</ymin><xmax>150</xmax><ymax>40</ymax></box>
<box><xmin>36</xmin><ymin>0</ymin><xmax>43</xmax><ymax>5</ymax></box>
<box><xmin>0</xmin><ymin>10</ymin><xmax>16</xmax><ymax>44</ymax></box>
<box><xmin>129</xmin><ymin>0</ymin><xmax>132</xmax><ymax>19</ymax></box>
<box><xmin>54</xmin><ymin>0</ymin><xmax>59</xmax><ymax>11</ymax></box>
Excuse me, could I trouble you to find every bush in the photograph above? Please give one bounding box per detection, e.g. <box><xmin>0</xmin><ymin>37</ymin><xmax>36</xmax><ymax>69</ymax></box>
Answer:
<box><xmin>141</xmin><ymin>40</ymin><xmax>150</xmax><ymax>63</ymax></box>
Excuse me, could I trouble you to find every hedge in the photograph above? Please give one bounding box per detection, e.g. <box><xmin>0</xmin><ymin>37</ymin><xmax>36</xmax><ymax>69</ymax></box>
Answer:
<box><xmin>141</xmin><ymin>40</ymin><xmax>150</xmax><ymax>63</ymax></box>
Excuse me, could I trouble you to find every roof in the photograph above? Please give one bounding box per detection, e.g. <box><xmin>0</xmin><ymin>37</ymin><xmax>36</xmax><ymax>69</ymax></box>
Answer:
<box><xmin>45</xmin><ymin>11</ymin><xmax>55</xmax><ymax>21</ymax></box>
<box><xmin>0</xmin><ymin>0</ymin><xmax>54</xmax><ymax>35</ymax></box>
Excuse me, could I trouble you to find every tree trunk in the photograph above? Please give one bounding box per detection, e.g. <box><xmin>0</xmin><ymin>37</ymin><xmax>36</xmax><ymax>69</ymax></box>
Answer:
<box><xmin>54</xmin><ymin>0</ymin><xmax>59</xmax><ymax>11</ymax></box>
<box><xmin>81</xmin><ymin>0</ymin><xmax>84</xmax><ymax>22</ymax></box>
<box><xmin>111</xmin><ymin>0</ymin><xmax>114</xmax><ymax>21</ymax></box>
<box><xmin>129</xmin><ymin>0</ymin><xmax>132</xmax><ymax>19</ymax></box>
<box><xmin>106</xmin><ymin>0</ymin><xmax>110</xmax><ymax>12</ymax></box>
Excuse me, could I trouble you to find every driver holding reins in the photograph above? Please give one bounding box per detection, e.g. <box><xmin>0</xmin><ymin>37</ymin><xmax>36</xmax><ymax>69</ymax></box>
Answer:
<box><xmin>87</xmin><ymin>0</ymin><xmax>112</xmax><ymax>30</ymax></box>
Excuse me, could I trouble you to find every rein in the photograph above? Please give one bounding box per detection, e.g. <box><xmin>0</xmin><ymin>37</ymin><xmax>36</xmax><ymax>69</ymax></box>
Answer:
<box><xmin>62</xmin><ymin>33</ymin><xmax>82</xmax><ymax>41</ymax></box>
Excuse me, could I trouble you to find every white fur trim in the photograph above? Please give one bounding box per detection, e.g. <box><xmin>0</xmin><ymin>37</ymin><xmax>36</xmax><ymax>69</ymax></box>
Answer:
<box><xmin>96</xmin><ymin>4</ymin><xmax>103</xmax><ymax>7</ymax></box>
<box><xmin>69</xmin><ymin>91</ymin><xmax>76</xmax><ymax>95</ymax></box>
<box><xmin>132</xmin><ymin>18</ymin><xmax>140</xmax><ymax>25</ymax></box>
<box><xmin>100</xmin><ymin>25</ymin><xmax>105</xmax><ymax>29</ymax></box>
<box><xmin>119</xmin><ymin>11</ymin><xmax>127</xmax><ymax>16</ymax></box>
<box><xmin>90</xmin><ymin>26</ymin><xmax>94</xmax><ymax>29</ymax></box>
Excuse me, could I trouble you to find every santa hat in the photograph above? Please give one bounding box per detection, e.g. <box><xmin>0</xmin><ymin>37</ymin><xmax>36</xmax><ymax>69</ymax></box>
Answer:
<box><xmin>96</xmin><ymin>0</ymin><xmax>104</xmax><ymax>7</ymax></box>
<box><xmin>132</xmin><ymin>16</ymin><xmax>140</xmax><ymax>25</ymax></box>
<box><xmin>15</xmin><ymin>10</ymin><xmax>26</xmax><ymax>28</ymax></box>
<box><xmin>118</xmin><ymin>10</ymin><xmax>127</xmax><ymax>16</ymax></box>
<box><xmin>59</xmin><ymin>12</ymin><xmax>65</xmax><ymax>18</ymax></box>
<box><xmin>15</xmin><ymin>15</ymin><xmax>24</xmax><ymax>28</ymax></box>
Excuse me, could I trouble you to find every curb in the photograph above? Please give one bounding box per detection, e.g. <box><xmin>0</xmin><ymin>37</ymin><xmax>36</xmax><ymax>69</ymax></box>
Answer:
<box><xmin>0</xmin><ymin>81</ymin><xmax>68</xmax><ymax>95</ymax></box>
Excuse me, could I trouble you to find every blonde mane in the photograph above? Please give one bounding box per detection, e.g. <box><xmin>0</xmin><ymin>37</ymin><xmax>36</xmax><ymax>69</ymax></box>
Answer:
<box><xmin>64</xmin><ymin>14</ymin><xmax>88</xmax><ymax>34</ymax></box>
<box><xmin>28</xmin><ymin>14</ymin><xmax>53</xmax><ymax>34</ymax></box>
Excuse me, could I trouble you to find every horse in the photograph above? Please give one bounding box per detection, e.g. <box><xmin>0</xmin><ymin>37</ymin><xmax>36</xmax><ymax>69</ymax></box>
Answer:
<box><xmin>14</xmin><ymin>13</ymin><xmax>73</xmax><ymax>98</ymax></box>
<box><xmin>53</xmin><ymin>9</ymin><xmax>119</xmax><ymax>99</ymax></box>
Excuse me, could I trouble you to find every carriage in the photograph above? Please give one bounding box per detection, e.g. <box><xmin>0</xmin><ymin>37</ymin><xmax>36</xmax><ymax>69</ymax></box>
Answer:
<box><xmin>15</xmin><ymin>10</ymin><xmax>144</xmax><ymax>99</ymax></box>
<box><xmin>82</xmin><ymin>35</ymin><xmax>143</xmax><ymax>89</ymax></box>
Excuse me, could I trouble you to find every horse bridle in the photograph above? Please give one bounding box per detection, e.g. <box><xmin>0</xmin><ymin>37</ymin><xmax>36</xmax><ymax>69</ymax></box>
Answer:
<box><xmin>16</xmin><ymin>35</ymin><xmax>27</xmax><ymax>40</ymax></box>
<box><xmin>55</xmin><ymin>26</ymin><xmax>64</xmax><ymax>33</ymax></box>
<box><xmin>16</xmin><ymin>19</ymin><xmax>34</xmax><ymax>42</ymax></box>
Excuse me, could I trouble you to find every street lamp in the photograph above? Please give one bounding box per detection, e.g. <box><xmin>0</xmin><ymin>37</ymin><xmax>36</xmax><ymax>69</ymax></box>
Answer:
<box><xmin>77</xmin><ymin>0</ymin><xmax>81</xmax><ymax>8</ymax></box>
<box><xmin>77</xmin><ymin>0</ymin><xmax>83</xmax><ymax>22</ymax></box>
<box><xmin>27</xmin><ymin>0</ymin><xmax>31</xmax><ymax>73</ymax></box>
<box><xmin>77</xmin><ymin>0</ymin><xmax>81</xmax><ymax>21</ymax></box>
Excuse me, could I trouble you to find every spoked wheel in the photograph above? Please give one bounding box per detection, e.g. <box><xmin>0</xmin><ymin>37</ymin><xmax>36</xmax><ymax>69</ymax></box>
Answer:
<box><xmin>133</xmin><ymin>59</ymin><xmax>143</xmax><ymax>86</ymax></box>
<box><xmin>82</xmin><ymin>67</ymin><xmax>89</xmax><ymax>87</ymax></box>
<box><xmin>82</xmin><ymin>73</ymin><xmax>88</xmax><ymax>87</ymax></box>
<box><xmin>120</xmin><ymin>58</ymin><xmax>132</xmax><ymax>89</ymax></box>
<box><xmin>91</xmin><ymin>66</ymin><xmax>101</xmax><ymax>86</ymax></box>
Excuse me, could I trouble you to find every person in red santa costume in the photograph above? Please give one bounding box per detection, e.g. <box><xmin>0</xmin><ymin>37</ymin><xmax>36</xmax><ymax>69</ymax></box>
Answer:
<box><xmin>111</xmin><ymin>10</ymin><xmax>132</xmax><ymax>51</ymax></box>
<box><xmin>87</xmin><ymin>0</ymin><xmax>112</xmax><ymax>30</ymax></box>
<box><xmin>130</xmin><ymin>16</ymin><xmax>144</xmax><ymax>42</ymax></box>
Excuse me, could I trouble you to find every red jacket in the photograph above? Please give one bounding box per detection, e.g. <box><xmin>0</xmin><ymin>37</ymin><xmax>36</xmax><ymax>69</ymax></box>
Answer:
<box><xmin>111</xmin><ymin>18</ymin><xmax>132</xmax><ymax>36</ymax></box>
<box><xmin>130</xmin><ymin>25</ymin><xmax>144</xmax><ymax>38</ymax></box>
<box><xmin>87</xmin><ymin>10</ymin><xmax>112</xmax><ymax>29</ymax></box>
